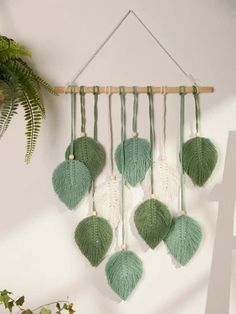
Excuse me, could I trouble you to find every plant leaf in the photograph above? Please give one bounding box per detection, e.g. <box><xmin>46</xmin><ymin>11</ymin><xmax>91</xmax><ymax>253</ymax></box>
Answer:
<box><xmin>75</xmin><ymin>216</ymin><xmax>113</xmax><ymax>266</ymax></box>
<box><xmin>39</xmin><ymin>308</ymin><xmax>52</xmax><ymax>314</ymax></box>
<box><xmin>134</xmin><ymin>198</ymin><xmax>172</xmax><ymax>249</ymax></box>
<box><xmin>16</xmin><ymin>296</ymin><xmax>25</xmax><ymax>306</ymax></box>
<box><xmin>182</xmin><ymin>136</ymin><xmax>218</xmax><ymax>186</ymax></box>
<box><xmin>105</xmin><ymin>250</ymin><xmax>143</xmax><ymax>300</ymax></box>
<box><xmin>115</xmin><ymin>137</ymin><xmax>151</xmax><ymax>186</ymax></box>
<box><xmin>164</xmin><ymin>215</ymin><xmax>202</xmax><ymax>266</ymax></box>
<box><xmin>52</xmin><ymin>160</ymin><xmax>91</xmax><ymax>209</ymax></box>
<box><xmin>65</xmin><ymin>137</ymin><xmax>106</xmax><ymax>180</ymax></box>
<box><xmin>0</xmin><ymin>36</ymin><xmax>31</xmax><ymax>62</ymax></box>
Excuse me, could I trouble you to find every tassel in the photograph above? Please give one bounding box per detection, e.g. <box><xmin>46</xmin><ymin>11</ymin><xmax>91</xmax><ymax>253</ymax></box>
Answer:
<box><xmin>181</xmin><ymin>86</ymin><xmax>217</xmax><ymax>186</ymax></box>
<box><xmin>115</xmin><ymin>88</ymin><xmax>151</xmax><ymax>186</ymax></box>
<box><xmin>164</xmin><ymin>86</ymin><xmax>202</xmax><ymax>266</ymax></box>
<box><xmin>52</xmin><ymin>89</ymin><xmax>91</xmax><ymax>209</ymax></box>
<box><xmin>105</xmin><ymin>250</ymin><xmax>143</xmax><ymax>300</ymax></box>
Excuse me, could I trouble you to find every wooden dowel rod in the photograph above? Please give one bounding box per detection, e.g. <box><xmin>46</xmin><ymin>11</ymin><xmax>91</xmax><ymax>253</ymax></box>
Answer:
<box><xmin>54</xmin><ymin>86</ymin><xmax>214</xmax><ymax>94</ymax></box>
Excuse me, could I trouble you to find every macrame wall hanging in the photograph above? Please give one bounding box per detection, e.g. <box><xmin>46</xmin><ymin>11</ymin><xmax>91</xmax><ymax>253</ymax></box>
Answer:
<box><xmin>52</xmin><ymin>10</ymin><xmax>217</xmax><ymax>300</ymax></box>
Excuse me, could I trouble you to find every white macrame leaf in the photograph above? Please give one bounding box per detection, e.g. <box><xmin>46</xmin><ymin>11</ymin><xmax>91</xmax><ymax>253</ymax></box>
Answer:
<box><xmin>94</xmin><ymin>176</ymin><xmax>132</xmax><ymax>228</ymax></box>
<box><xmin>146</xmin><ymin>157</ymin><xmax>179</xmax><ymax>205</ymax></box>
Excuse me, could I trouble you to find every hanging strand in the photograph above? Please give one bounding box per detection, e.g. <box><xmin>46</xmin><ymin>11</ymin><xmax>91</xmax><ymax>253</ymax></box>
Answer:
<box><xmin>119</xmin><ymin>86</ymin><xmax>126</xmax><ymax>248</ymax></box>
<box><xmin>80</xmin><ymin>86</ymin><xmax>86</xmax><ymax>136</ymax></box>
<box><xmin>179</xmin><ymin>86</ymin><xmax>186</xmax><ymax>215</ymax></box>
<box><xmin>69</xmin><ymin>87</ymin><xmax>77</xmax><ymax>158</ymax></box>
<box><xmin>132</xmin><ymin>86</ymin><xmax>139</xmax><ymax>136</ymax></box>
<box><xmin>91</xmin><ymin>86</ymin><xmax>100</xmax><ymax>214</ymax></box>
<box><xmin>160</xmin><ymin>87</ymin><xmax>167</xmax><ymax>157</ymax></box>
<box><xmin>193</xmin><ymin>85</ymin><xmax>201</xmax><ymax>136</ymax></box>
<box><xmin>147</xmin><ymin>86</ymin><xmax>155</xmax><ymax>196</ymax></box>
<box><xmin>93</xmin><ymin>86</ymin><xmax>99</xmax><ymax>140</ymax></box>
<box><xmin>71</xmin><ymin>10</ymin><xmax>196</xmax><ymax>85</ymax></box>
<box><xmin>107</xmin><ymin>90</ymin><xmax>114</xmax><ymax>175</ymax></box>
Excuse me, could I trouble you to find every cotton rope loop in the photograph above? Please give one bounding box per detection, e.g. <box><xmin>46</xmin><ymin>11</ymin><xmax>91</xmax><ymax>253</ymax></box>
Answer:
<box><xmin>52</xmin><ymin>89</ymin><xmax>91</xmax><ymax>209</ymax></box>
<box><xmin>74</xmin><ymin>215</ymin><xmax>113</xmax><ymax>266</ymax></box>
<box><xmin>181</xmin><ymin>85</ymin><xmax>218</xmax><ymax>186</ymax></box>
<box><xmin>164</xmin><ymin>87</ymin><xmax>202</xmax><ymax>266</ymax></box>
<box><xmin>105</xmin><ymin>87</ymin><xmax>143</xmax><ymax>300</ymax></box>
<box><xmin>105</xmin><ymin>250</ymin><xmax>143</xmax><ymax>300</ymax></box>
<box><xmin>134</xmin><ymin>86</ymin><xmax>172</xmax><ymax>249</ymax></box>
<box><xmin>95</xmin><ymin>91</ymin><xmax>132</xmax><ymax>229</ymax></box>
<box><xmin>115</xmin><ymin>86</ymin><xmax>151</xmax><ymax>186</ymax></box>
<box><xmin>146</xmin><ymin>90</ymin><xmax>179</xmax><ymax>205</ymax></box>
<box><xmin>65</xmin><ymin>86</ymin><xmax>106</xmax><ymax>180</ymax></box>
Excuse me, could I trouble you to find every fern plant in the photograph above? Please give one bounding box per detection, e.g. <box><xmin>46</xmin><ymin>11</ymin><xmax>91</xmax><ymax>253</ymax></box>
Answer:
<box><xmin>0</xmin><ymin>35</ymin><xmax>55</xmax><ymax>163</ymax></box>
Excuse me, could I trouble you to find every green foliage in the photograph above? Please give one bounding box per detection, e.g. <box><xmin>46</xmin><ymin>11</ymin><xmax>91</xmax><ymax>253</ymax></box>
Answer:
<box><xmin>52</xmin><ymin>160</ymin><xmax>91</xmax><ymax>209</ymax></box>
<box><xmin>182</xmin><ymin>136</ymin><xmax>218</xmax><ymax>186</ymax></box>
<box><xmin>0</xmin><ymin>289</ymin><xmax>76</xmax><ymax>313</ymax></box>
<box><xmin>105</xmin><ymin>250</ymin><xmax>143</xmax><ymax>300</ymax></box>
<box><xmin>134</xmin><ymin>198</ymin><xmax>172</xmax><ymax>249</ymax></box>
<box><xmin>74</xmin><ymin>215</ymin><xmax>113</xmax><ymax>266</ymax></box>
<box><xmin>164</xmin><ymin>215</ymin><xmax>202</xmax><ymax>266</ymax></box>
<box><xmin>0</xmin><ymin>35</ymin><xmax>55</xmax><ymax>163</ymax></box>
<box><xmin>115</xmin><ymin>137</ymin><xmax>151</xmax><ymax>186</ymax></box>
<box><xmin>65</xmin><ymin>137</ymin><xmax>106</xmax><ymax>180</ymax></box>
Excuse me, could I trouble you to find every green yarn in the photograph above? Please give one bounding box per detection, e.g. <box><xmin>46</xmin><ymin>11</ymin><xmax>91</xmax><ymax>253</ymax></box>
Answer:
<box><xmin>65</xmin><ymin>136</ymin><xmax>106</xmax><ymax>180</ymax></box>
<box><xmin>115</xmin><ymin>137</ymin><xmax>151</xmax><ymax>186</ymax></box>
<box><xmin>182</xmin><ymin>136</ymin><xmax>218</xmax><ymax>186</ymax></box>
<box><xmin>52</xmin><ymin>160</ymin><xmax>91</xmax><ymax>209</ymax></box>
<box><xmin>134</xmin><ymin>198</ymin><xmax>172</xmax><ymax>249</ymax></box>
<box><xmin>74</xmin><ymin>215</ymin><xmax>113</xmax><ymax>266</ymax></box>
<box><xmin>105</xmin><ymin>250</ymin><xmax>143</xmax><ymax>300</ymax></box>
<box><xmin>164</xmin><ymin>215</ymin><xmax>202</xmax><ymax>266</ymax></box>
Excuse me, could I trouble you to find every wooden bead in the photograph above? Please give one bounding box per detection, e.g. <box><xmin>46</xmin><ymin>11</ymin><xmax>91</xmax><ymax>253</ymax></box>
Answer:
<box><xmin>80</xmin><ymin>132</ymin><xmax>86</xmax><ymax>137</ymax></box>
<box><xmin>69</xmin><ymin>154</ymin><xmax>74</xmax><ymax>160</ymax></box>
<box><xmin>121</xmin><ymin>244</ymin><xmax>128</xmax><ymax>250</ymax></box>
<box><xmin>92</xmin><ymin>210</ymin><xmax>97</xmax><ymax>216</ymax></box>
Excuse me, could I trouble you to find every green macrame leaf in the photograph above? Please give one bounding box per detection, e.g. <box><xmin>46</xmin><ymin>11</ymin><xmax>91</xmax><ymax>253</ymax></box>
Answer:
<box><xmin>182</xmin><ymin>136</ymin><xmax>218</xmax><ymax>186</ymax></box>
<box><xmin>115</xmin><ymin>137</ymin><xmax>151</xmax><ymax>186</ymax></box>
<box><xmin>134</xmin><ymin>198</ymin><xmax>172</xmax><ymax>249</ymax></box>
<box><xmin>105</xmin><ymin>250</ymin><xmax>143</xmax><ymax>300</ymax></box>
<box><xmin>65</xmin><ymin>137</ymin><xmax>106</xmax><ymax>180</ymax></box>
<box><xmin>74</xmin><ymin>216</ymin><xmax>113</xmax><ymax>266</ymax></box>
<box><xmin>164</xmin><ymin>215</ymin><xmax>202</xmax><ymax>266</ymax></box>
<box><xmin>52</xmin><ymin>160</ymin><xmax>91</xmax><ymax>209</ymax></box>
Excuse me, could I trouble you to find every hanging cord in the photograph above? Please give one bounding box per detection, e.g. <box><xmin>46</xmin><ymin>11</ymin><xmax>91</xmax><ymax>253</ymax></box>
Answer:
<box><xmin>147</xmin><ymin>86</ymin><xmax>155</xmax><ymax>197</ymax></box>
<box><xmin>132</xmin><ymin>86</ymin><xmax>139</xmax><ymax>137</ymax></box>
<box><xmin>119</xmin><ymin>86</ymin><xmax>126</xmax><ymax>249</ymax></box>
<box><xmin>71</xmin><ymin>10</ymin><xmax>198</xmax><ymax>85</ymax></box>
<box><xmin>91</xmin><ymin>86</ymin><xmax>100</xmax><ymax>215</ymax></box>
<box><xmin>69</xmin><ymin>86</ymin><xmax>77</xmax><ymax>159</ymax></box>
<box><xmin>79</xmin><ymin>86</ymin><xmax>86</xmax><ymax>136</ymax></box>
<box><xmin>179</xmin><ymin>86</ymin><xmax>187</xmax><ymax>215</ymax></box>
<box><xmin>193</xmin><ymin>85</ymin><xmax>201</xmax><ymax>136</ymax></box>
<box><xmin>107</xmin><ymin>87</ymin><xmax>114</xmax><ymax>176</ymax></box>
<box><xmin>160</xmin><ymin>86</ymin><xmax>167</xmax><ymax>158</ymax></box>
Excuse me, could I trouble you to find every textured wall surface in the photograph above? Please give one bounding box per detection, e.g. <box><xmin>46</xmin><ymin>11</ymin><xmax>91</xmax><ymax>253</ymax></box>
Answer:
<box><xmin>0</xmin><ymin>1</ymin><xmax>235</xmax><ymax>313</ymax></box>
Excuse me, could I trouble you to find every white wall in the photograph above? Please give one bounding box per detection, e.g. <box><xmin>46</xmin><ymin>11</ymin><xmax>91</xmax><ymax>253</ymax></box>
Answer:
<box><xmin>0</xmin><ymin>1</ymin><xmax>235</xmax><ymax>313</ymax></box>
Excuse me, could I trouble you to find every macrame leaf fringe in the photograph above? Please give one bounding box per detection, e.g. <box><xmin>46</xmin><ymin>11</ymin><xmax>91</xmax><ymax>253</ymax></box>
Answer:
<box><xmin>74</xmin><ymin>216</ymin><xmax>113</xmax><ymax>266</ymax></box>
<box><xmin>134</xmin><ymin>198</ymin><xmax>172</xmax><ymax>249</ymax></box>
<box><xmin>164</xmin><ymin>215</ymin><xmax>202</xmax><ymax>266</ymax></box>
<box><xmin>115</xmin><ymin>137</ymin><xmax>151</xmax><ymax>186</ymax></box>
<box><xmin>182</xmin><ymin>136</ymin><xmax>218</xmax><ymax>186</ymax></box>
<box><xmin>105</xmin><ymin>250</ymin><xmax>143</xmax><ymax>300</ymax></box>
<box><xmin>65</xmin><ymin>136</ymin><xmax>106</xmax><ymax>180</ymax></box>
<box><xmin>146</xmin><ymin>157</ymin><xmax>179</xmax><ymax>205</ymax></box>
<box><xmin>94</xmin><ymin>176</ymin><xmax>132</xmax><ymax>228</ymax></box>
<box><xmin>52</xmin><ymin>160</ymin><xmax>91</xmax><ymax>209</ymax></box>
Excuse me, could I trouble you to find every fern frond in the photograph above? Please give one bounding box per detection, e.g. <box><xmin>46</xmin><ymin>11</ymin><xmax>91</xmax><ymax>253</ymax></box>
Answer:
<box><xmin>0</xmin><ymin>81</ymin><xmax>18</xmax><ymax>137</ymax></box>
<box><xmin>20</xmin><ymin>92</ymin><xmax>42</xmax><ymax>163</ymax></box>
<box><xmin>0</xmin><ymin>36</ymin><xmax>31</xmax><ymax>62</ymax></box>
<box><xmin>16</xmin><ymin>59</ymin><xmax>56</xmax><ymax>95</ymax></box>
